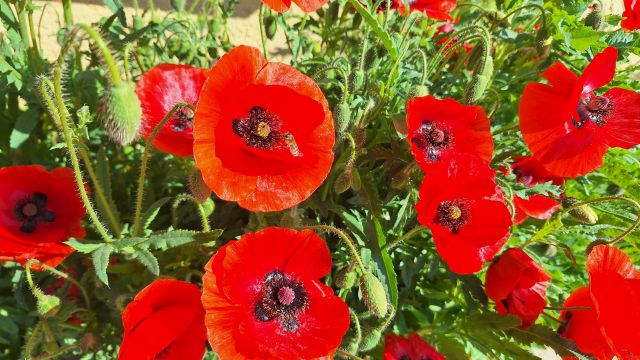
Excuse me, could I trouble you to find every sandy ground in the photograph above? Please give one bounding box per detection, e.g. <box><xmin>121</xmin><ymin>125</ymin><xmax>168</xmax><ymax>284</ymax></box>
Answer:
<box><xmin>33</xmin><ymin>0</ymin><xmax>291</xmax><ymax>61</ymax></box>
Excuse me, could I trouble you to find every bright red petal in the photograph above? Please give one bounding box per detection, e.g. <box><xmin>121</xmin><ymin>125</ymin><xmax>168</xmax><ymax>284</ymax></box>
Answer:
<box><xmin>600</xmin><ymin>87</ymin><xmax>640</xmax><ymax>149</ymax></box>
<box><xmin>580</xmin><ymin>47</ymin><xmax>618</xmax><ymax>94</ymax></box>
<box><xmin>408</xmin><ymin>333</ymin><xmax>446</xmax><ymax>360</ymax></box>
<box><xmin>136</xmin><ymin>64</ymin><xmax>208</xmax><ymax>157</ymax></box>
<box><xmin>292</xmin><ymin>0</ymin><xmax>328</xmax><ymax>12</ymax></box>
<box><xmin>261</xmin><ymin>0</ymin><xmax>292</xmax><ymax>12</ymax></box>
<box><xmin>559</xmin><ymin>287</ymin><xmax>616</xmax><ymax>360</ymax></box>
<box><xmin>513</xmin><ymin>195</ymin><xmax>561</xmax><ymax>221</ymax></box>
<box><xmin>621</xmin><ymin>0</ymin><xmax>640</xmax><ymax>31</ymax></box>
<box><xmin>383</xmin><ymin>333</ymin><xmax>415</xmax><ymax>360</ymax></box>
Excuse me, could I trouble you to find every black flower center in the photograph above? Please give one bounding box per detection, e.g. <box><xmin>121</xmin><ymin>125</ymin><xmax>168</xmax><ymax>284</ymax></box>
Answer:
<box><xmin>411</xmin><ymin>121</ymin><xmax>452</xmax><ymax>162</ymax></box>
<box><xmin>172</xmin><ymin>106</ymin><xmax>194</xmax><ymax>132</ymax></box>
<box><xmin>434</xmin><ymin>198</ymin><xmax>471</xmax><ymax>233</ymax></box>
<box><xmin>254</xmin><ymin>270</ymin><xmax>309</xmax><ymax>333</ymax></box>
<box><xmin>572</xmin><ymin>94</ymin><xmax>613</xmax><ymax>128</ymax></box>
<box><xmin>13</xmin><ymin>192</ymin><xmax>56</xmax><ymax>234</ymax></box>
<box><xmin>233</xmin><ymin>106</ymin><xmax>285</xmax><ymax>150</ymax></box>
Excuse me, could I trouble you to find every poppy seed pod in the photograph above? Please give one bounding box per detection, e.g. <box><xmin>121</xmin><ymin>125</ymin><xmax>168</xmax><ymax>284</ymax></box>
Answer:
<box><xmin>334</xmin><ymin>169</ymin><xmax>353</xmax><ymax>194</ymax></box>
<box><xmin>360</xmin><ymin>272</ymin><xmax>388</xmax><ymax>318</ymax></box>
<box><xmin>359</xmin><ymin>329</ymin><xmax>382</xmax><ymax>352</ymax></box>
<box><xmin>562</xmin><ymin>198</ymin><xmax>598</xmax><ymax>225</ymax></box>
<box><xmin>37</xmin><ymin>294</ymin><xmax>61</xmax><ymax>317</ymax></box>
<box><xmin>103</xmin><ymin>82</ymin><xmax>142</xmax><ymax>146</ymax></box>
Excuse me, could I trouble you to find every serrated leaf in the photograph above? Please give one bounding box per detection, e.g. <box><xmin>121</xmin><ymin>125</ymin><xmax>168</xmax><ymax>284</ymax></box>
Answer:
<box><xmin>346</xmin><ymin>0</ymin><xmax>397</xmax><ymax>60</ymax></box>
<box><xmin>49</xmin><ymin>143</ymin><xmax>67</xmax><ymax>150</ymax></box>
<box><xmin>135</xmin><ymin>248</ymin><xmax>159</xmax><ymax>275</ymax></box>
<box><xmin>149</xmin><ymin>229</ymin><xmax>223</xmax><ymax>250</ymax></box>
<box><xmin>64</xmin><ymin>238</ymin><xmax>104</xmax><ymax>253</ymax></box>
<box><xmin>92</xmin><ymin>245</ymin><xmax>113</xmax><ymax>286</ymax></box>
<box><xmin>599</xmin><ymin>149</ymin><xmax>640</xmax><ymax>201</ymax></box>
<box><xmin>141</xmin><ymin>197</ymin><xmax>171</xmax><ymax>231</ymax></box>
<box><xmin>513</xmin><ymin>181</ymin><xmax>563</xmax><ymax>200</ymax></box>
<box><xmin>112</xmin><ymin>237</ymin><xmax>148</xmax><ymax>250</ymax></box>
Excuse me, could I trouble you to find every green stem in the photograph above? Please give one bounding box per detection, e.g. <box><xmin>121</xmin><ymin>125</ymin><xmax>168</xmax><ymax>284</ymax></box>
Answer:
<box><xmin>379</xmin><ymin>304</ymin><xmax>396</xmax><ymax>330</ymax></box>
<box><xmin>171</xmin><ymin>194</ymin><xmax>211</xmax><ymax>232</ymax></box>
<box><xmin>259</xmin><ymin>4</ymin><xmax>268</xmax><ymax>58</ymax></box>
<box><xmin>304</xmin><ymin>225</ymin><xmax>366</xmax><ymax>273</ymax></box>
<box><xmin>61</xmin><ymin>0</ymin><xmax>74</xmax><ymax>26</ymax></box>
<box><xmin>49</xmin><ymin>38</ymin><xmax>113</xmax><ymax>242</ymax></box>
<box><xmin>350</xmin><ymin>308</ymin><xmax>362</xmax><ymax>346</ymax></box>
<box><xmin>383</xmin><ymin>225</ymin><xmax>426</xmax><ymax>251</ymax></box>
<box><xmin>294</xmin><ymin>14</ymin><xmax>309</xmax><ymax>64</ymax></box>
<box><xmin>132</xmin><ymin>102</ymin><xmax>193</xmax><ymax>236</ymax></box>
<box><xmin>77</xmin><ymin>147</ymin><xmax>122</xmax><ymax>236</ymax></box>
<box><xmin>24</xmin><ymin>260</ymin><xmax>46</xmax><ymax>300</ymax></box>
<box><xmin>77</xmin><ymin>24</ymin><xmax>122</xmax><ymax>86</ymax></box>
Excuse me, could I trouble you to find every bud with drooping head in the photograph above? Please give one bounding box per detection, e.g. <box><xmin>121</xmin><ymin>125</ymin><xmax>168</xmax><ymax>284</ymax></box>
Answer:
<box><xmin>359</xmin><ymin>272</ymin><xmax>388</xmax><ymax>318</ymax></box>
<box><xmin>188</xmin><ymin>169</ymin><xmax>212</xmax><ymax>203</ymax></box>
<box><xmin>534</xmin><ymin>23</ymin><xmax>552</xmax><ymax>57</ymax></box>
<box><xmin>562</xmin><ymin>197</ymin><xmax>598</xmax><ymax>225</ymax></box>
<box><xmin>465</xmin><ymin>55</ymin><xmax>493</xmax><ymax>104</ymax></box>
<box><xmin>584</xmin><ymin>3</ymin><xmax>603</xmax><ymax>30</ymax></box>
<box><xmin>101</xmin><ymin>82</ymin><xmax>142</xmax><ymax>146</ymax></box>
<box><xmin>335</xmin><ymin>265</ymin><xmax>357</xmax><ymax>289</ymax></box>
<box><xmin>38</xmin><ymin>294</ymin><xmax>61</xmax><ymax>317</ymax></box>
<box><xmin>334</xmin><ymin>103</ymin><xmax>352</xmax><ymax>133</ymax></box>
<box><xmin>359</xmin><ymin>329</ymin><xmax>382</xmax><ymax>352</ymax></box>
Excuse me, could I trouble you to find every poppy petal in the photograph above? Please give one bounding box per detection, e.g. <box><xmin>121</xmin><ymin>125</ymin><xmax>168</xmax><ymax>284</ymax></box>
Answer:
<box><xmin>580</xmin><ymin>47</ymin><xmax>618</xmax><ymax>94</ymax></box>
<box><xmin>600</xmin><ymin>87</ymin><xmax>640</xmax><ymax>149</ymax></box>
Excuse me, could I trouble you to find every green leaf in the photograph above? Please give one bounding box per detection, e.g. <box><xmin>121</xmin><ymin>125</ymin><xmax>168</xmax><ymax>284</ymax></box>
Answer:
<box><xmin>101</xmin><ymin>0</ymin><xmax>127</xmax><ymax>26</ymax></box>
<box><xmin>513</xmin><ymin>181</ymin><xmax>563</xmax><ymax>200</ymax></box>
<box><xmin>10</xmin><ymin>108</ymin><xmax>38</xmax><ymax>149</ymax></box>
<box><xmin>141</xmin><ymin>197</ymin><xmax>171</xmax><ymax>231</ymax></box>
<box><xmin>92</xmin><ymin>245</ymin><xmax>114</xmax><ymax>286</ymax></box>
<box><xmin>568</xmin><ymin>25</ymin><xmax>603</xmax><ymax>52</ymax></box>
<box><xmin>135</xmin><ymin>248</ymin><xmax>159</xmax><ymax>275</ymax></box>
<box><xmin>149</xmin><ymin>229</ymin><xmax>223</xmax><ymax>250</ymax></box>
<box><xmin>346</xmin><ymin>0</ymin><xmax>397</xmax><ymax>60</ymax></box>
<box><xmin>64</xmin><ymin>238</ymin><xmax>104</xmax><ymax>253</ymax></box>
<box><xmin>599</xmin><ymin>149</ymin><xmax>640</xmax><ymax>202</ymax></box>
<box><xmin>112</xmin><ymin>237</ymin><xmax>148</xmax><ymax>250</ymax></box>
<box><xmin>512</xmin><ymin>325</ymin><xmax>591</xmax><ymax>360</ymax></box>
<box><xmin>368</xmin><ymin>216</ymin><xmax>398</xmax><ymax>307</ymax></box>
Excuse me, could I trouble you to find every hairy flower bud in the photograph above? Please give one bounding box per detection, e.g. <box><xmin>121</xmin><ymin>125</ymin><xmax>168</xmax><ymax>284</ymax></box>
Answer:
<box><xmin>465</xmin><ymin>57</ymin><xmax>493</xmax><ymax>104</ymax></box>
<box><xmin>37</xmin><ymin>294</ymin><xmax>61</xmax><ymax>317</ymax></box>
<box><xmin>334</xmin><ymin>170</ymin><xmax>352</xmax><ymax>194</ymax></box>
<box><xmin>359</xmin><ymin>329</ymin><xmax>382</xmax><ymax>352</ymax></box>
<box><xmin>188</xmin><ymin>169</ymin><xmax>212</xmax><ymax>203</ymax></box>
<box><xmin>102</xmin><ymin>82</ymin><xmax>142</xmax><ymax>146</ymax></box>
<box><xmin>584</xmin><ymin>3</ymin><xmax>603</xmax><ymax>30</ymax></box>
<box><xmin>335</xmin><ymin>265</ymin><xmax>357</xmax><ymax>289</ymax></box>
<box><xmin>353</xmin><ymin>69</ymin><xmax>365</xmax><ymax>91</ymax></box>
<box><xmin>334</xmin><ymin>103</ymin><xmax>352</xmax><ymax>133</ymax></box>
<box><xmin>408</xmin><ymin>85</ymin><xmax>429</xmax><ymax>98</ymax></box>
<box><xmin>360</xmin><ymin>272</ymin><xmax>388</xmax><ymax>318</ymax></box>
<box><xmin>562</xmin><ymin>197</ymin><xmax>598</xmax><ymax>225</ymax></box>
<box><xmin>534</xmin><ymin>25</ymin><xmax>552</xmax><ymax>57</ymax></box>
<box><xmin>264</xmin><ymin>15</ymin><xmax>278</xmax><ymax>40</ymax></box>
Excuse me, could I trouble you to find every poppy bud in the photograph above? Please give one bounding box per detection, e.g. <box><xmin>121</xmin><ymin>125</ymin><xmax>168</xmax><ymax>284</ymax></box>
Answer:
<box><xmin>334</xmin><ymin>169</ymin><xmax>352</xmax><ymax>194</ymax></box>
<box><xmin>562</xmin><ymin>198</ymin><xmax>598</xmax><ymax>225</ymax></box>
<box><xmin>324</xmin><ymin>2</ymin><xmax>340</xmax><ymax>28</ymax></box>
<box><xmin>464</xmin><ymin>57</ymin><xmax>493</xmax><ymax>104</ymax></box>
<box><xmin>335</xmin><ymin>266</ymin><xmax>357</xmax><ymax>289</ymax></box>
<box><xmin>408</xmin><ymin>85</ymin><xmax>429</xmax><ymax>98</ymax></box>
<box><xmin>37</xmin><ymin>294</ymin><xmax>61</xmax><ymax>317</ymax></box>
<box><xmin>334</xmin><ymin>103</ymin><xmax>352</xmax><ymax>133</ymax></box>
<box><xmin>170</xmin><ymin>0</ymin><xmax>185</xmax><ymax>11</ymax></box>
<box><xmin>188</xmin><ymin>169</ymin><xmax>212</xmax><ymax>203</ymax></box>
<box><xmin>264</xmin><ymin>15</ymin><xmax>278</xmax><ymax>40</ymax></box>
<box><xmin>534</xmin><ymin>26</ymin><xmax>552</xmax><ymax>57</ymax></box>
<box><xmin>102</xmin><ymin>82</ymin><xmax>142</xmax><ymax>146</ymax></box>
<box><xmin>345</xmin><ymin>341</ymin><xmax>359</xmax><ymax>355</ymax></box>
<box><xmin>584</xmin><ymin>3</ymin><xmax>603</xmax><ymax>30</ymax></box>
<box><xmin>353</xmin><ymin>70</ymin><xmax>365</xmax><ymax>91</ymax></box>
<box><xmin>543</xmin><ymin>244</ymin><xmax>558</xmax><ymax>258</ymax></box>
<box><xmin>360</xmin><ymin>272</ymin><xmax>388</xmax><ymax>318</ymax></box>
<box><xmin>359</xmin><ymin>329</ymin><xmax>382</xmax><ymax>351</ymax></box>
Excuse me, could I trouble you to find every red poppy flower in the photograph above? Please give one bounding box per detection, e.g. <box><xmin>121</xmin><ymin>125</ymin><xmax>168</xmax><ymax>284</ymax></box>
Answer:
<box><xmin>0</xmin><ymin>165</ymin><xmax>86</xmax><ymax>267</ymax></box>
<box><xmin>261</xmin><ymin>0</ymin><xmax>327</xmax><ymax>13</ymax></box>
<box><xmin>118</xmin><ymin>279</ymin><xmax>207</xmax><ymax>360</ymax></box>
<box><xmin>201</xmin><ymin>227</ymin><xmax>350</xmax><ymax>360</ymax></box>
<box><xmin>383</xmin><ymin>333</ymin><xmax>445</xmax><ymax>360</ymax></box>
<box><xmin>510</xmin><ymin>156</ymin><xmax>563</xmax><ymax>224</ymax></box>
<box><xmin>559</xmin><ymin>287</ymin><xmax>616</xmax><ymax>360</ymax></box>
<box><xmin>415</xmin><ymin>157</ymin><xmax>512</xmax><ymax>274</ymax></box>
<box><xmin>396</xmin><ymin>0</ymin><xmax>457</xmax><ymax>20</ymax></box>
<box><xmin>485</xmin><ymin>248</ymin><xmax>551</xmax><ymax>329</ymax></box>
<box><xmin>406</xmin><ymin>95</ymin><xmax>493</xmax><ymax>171</ymax></box>
<box><xmin>136</xmin><ymin>64</ymin><xmax>208</xmax><ymax>157</ymax></box>
<box><xmin>621</xmin><ymin>0</ymin><xmax>640</xmax><ymax>31</ymax></box>
<box><xmin>585</xmin><ymin>245</ymin><xmax>640</xmax><ymax>359</ymax></box>
<box><xmin>519</xmin><ymin>46</ymin><xmax>640</xmax><ymax>178</ymax></box>
<box><xmin>193</xmin><ymin>46</ymin><xmax>335</xmax><ymax>212</ymax></box>
<box><xmin>434</xmin><ymin>20</ymin><xmax>474</xmax><ymax>54</ymax></box>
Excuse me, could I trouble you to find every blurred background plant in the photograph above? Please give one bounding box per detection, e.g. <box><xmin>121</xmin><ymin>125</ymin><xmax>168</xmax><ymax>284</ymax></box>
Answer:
<box><xmin>1</xmin><ymin>0</ymin><xmax>639</xmax><ymax>358</ymax></box>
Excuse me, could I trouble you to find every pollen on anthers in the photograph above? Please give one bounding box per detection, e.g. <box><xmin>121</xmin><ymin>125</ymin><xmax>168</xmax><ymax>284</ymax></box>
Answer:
<box><xmin>232</xmin><ymin>106</ymin><xmax>302</xmax><ymax>157</ymax></box>
<box><xmin>411</xmin><ymin>120</ymin><xmax>452</xmax><ymax>162</ymax></box>
<box><xmin>434</xmin><ymin>198</ymin><xmax>471</xmax><ymax>233</ymax></box>
<box><xmin>573</xmin><ymin>94</ymin><xmax>614</xmax><ymax>128</ymax></box>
